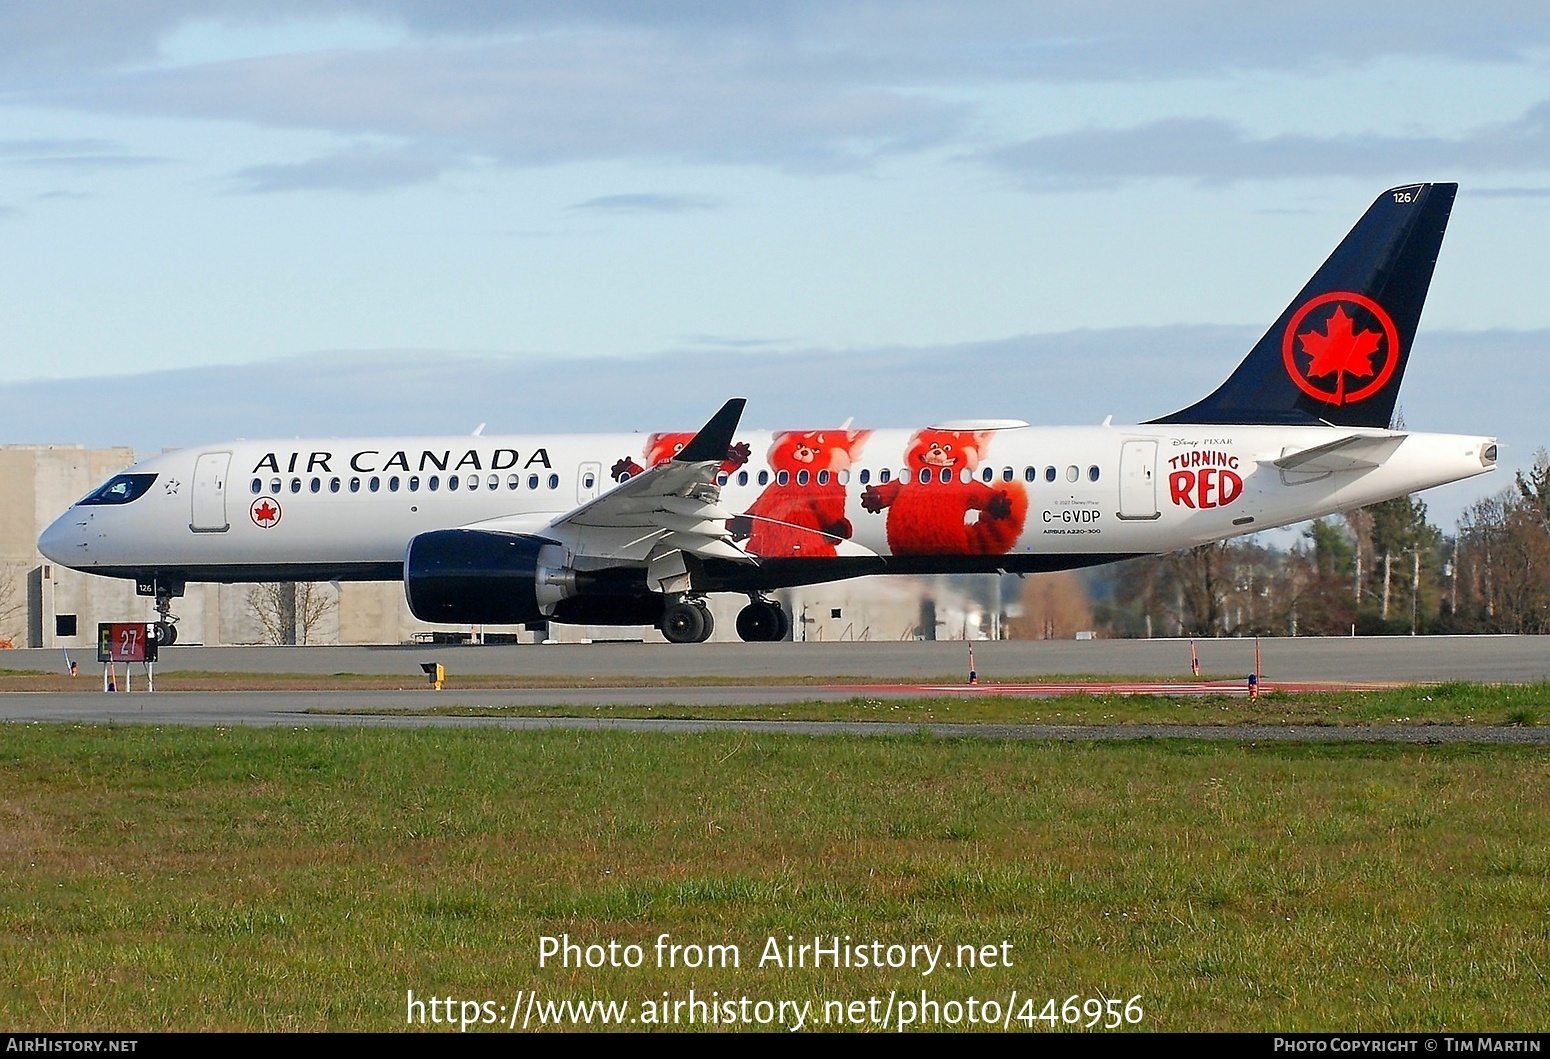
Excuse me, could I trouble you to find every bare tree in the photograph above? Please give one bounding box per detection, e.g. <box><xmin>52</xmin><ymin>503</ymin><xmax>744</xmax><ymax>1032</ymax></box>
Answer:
<box><xmin>247</xmin><ymin>583</ymin><xmax>295</xmax><ymax>645</ymax></box>
<box><xmin>0</xmin><ymin>563</ymin><xmax>26</xmax><ymax>647</ymax></box>
<box><xmin>248</xmin><ymin>582</ymin><xmax>338</xmax><ymax>645</ymax></box>
<box><xmin>294</xmin><ymin>581</ymin><xmax>337</xmax><ymax>645</ymax></box>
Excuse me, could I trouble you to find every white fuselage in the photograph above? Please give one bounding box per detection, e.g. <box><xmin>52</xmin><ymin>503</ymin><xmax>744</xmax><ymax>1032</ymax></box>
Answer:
<box><xmin>39</xmin><ymin>422</ymin><xmax>1496</xmax><ymax>584</ymax></box>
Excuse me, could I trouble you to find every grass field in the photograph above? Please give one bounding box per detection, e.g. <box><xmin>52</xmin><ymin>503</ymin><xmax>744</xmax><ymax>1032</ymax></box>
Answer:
<box><xmin>316</xmin><ymin>682</ymin><xmax>1550</xmax><ymax>727</ymax></box>
<box><xmin>1</xmin><ymin>723</ymin><xmax>1546</xmax><ymax>1032</ymax></box>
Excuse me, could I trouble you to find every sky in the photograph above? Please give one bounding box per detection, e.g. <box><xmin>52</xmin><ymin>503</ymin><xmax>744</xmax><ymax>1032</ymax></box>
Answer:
<box><xmin>2</xmin><ymin>2</ymin><xmax>1549</xmax><ymax>526</ymax></box>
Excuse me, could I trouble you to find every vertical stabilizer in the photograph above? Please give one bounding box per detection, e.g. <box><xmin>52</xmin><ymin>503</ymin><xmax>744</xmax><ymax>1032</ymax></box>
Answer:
<box><xmin>1151</xmin><ymin>183</ymin><xmax>1456</xmax><ymax>428</ymax></box>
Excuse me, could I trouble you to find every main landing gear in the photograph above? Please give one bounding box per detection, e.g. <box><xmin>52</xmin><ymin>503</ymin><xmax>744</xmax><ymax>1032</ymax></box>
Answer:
<box><xmin>659</xmin><ymin>596</ymin><xmax>791</xmax><ymax>643</ymax></box>
<box><xmin>735</xmin><ymin>596</ymin><xmax>789</xmax><ymax>643</ymax></box>
<box><xmin>661</xmin><ymin>598</ymin><xmax>715</xmax><ymax>644</ymax></box>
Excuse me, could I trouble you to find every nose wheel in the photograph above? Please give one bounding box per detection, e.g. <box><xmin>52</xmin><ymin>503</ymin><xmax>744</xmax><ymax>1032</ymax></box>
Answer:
<box><xmin>661</xmin><ymin>599</ymin><xmax>715</xmax><ymax>644</ymax></box>
<box><xmin>153</xmin><ymin>591</ymin><xmax>179</xmax><ymax>647</ymax></box>
<box><xmin>736</xmin><ymin>597</ymin><xmax>789</xmax><ymax>642</ymax></box>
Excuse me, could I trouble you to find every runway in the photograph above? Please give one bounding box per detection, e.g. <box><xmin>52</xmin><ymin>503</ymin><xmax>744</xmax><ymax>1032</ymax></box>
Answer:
<box><xmin>3</xmin><ymin>636</ymin><xmax>1544</xmax><ymax>741</ymax></box>
<box><xmin>10</xmin><ymin>634</ymin><xmax>1550</xmax><ymax>683</ymax></box>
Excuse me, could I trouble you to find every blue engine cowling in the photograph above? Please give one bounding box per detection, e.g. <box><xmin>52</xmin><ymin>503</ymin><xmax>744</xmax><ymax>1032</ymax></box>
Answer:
<box><xmin>404</xmin><ymin>529</ymin><xmax>572</xmax><ymax>626</ymax></box>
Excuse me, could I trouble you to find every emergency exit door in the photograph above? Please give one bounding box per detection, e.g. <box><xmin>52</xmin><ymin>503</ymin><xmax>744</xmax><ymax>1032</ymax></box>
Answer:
<box><xmin>1117</xmin><ymin>440</ymin><xmax>1160</xmax><ymax>520</ymax></box>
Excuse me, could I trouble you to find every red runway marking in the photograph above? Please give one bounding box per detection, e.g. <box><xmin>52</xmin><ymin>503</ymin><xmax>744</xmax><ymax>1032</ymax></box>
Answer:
<box><xmin>830</xmin><ymin>680</ymin><xmax>1403</xmax><ymax>698</ymax></box>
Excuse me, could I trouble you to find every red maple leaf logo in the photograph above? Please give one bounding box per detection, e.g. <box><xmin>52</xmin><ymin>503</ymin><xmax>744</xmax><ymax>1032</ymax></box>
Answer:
<box><xmin>1298</xmin><ymin>306</ymin><xmax>1383</xmax><ymax>381</ymax></box>
<box><xmin>1282</xmin><ymin>291</ymin><xmax>1400</xmax><ymax>406</ymax></box>
<box><xmin>251</xmin><ymin>499</ymin><xmax>280</xmax><ymax>527</ymax></box>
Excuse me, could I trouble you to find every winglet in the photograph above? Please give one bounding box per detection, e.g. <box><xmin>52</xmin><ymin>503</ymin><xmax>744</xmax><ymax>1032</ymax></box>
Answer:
<box><xmin>674</xmin><ymin>398</ymin><xmax>746</xmax><ymax>463</ymax></box>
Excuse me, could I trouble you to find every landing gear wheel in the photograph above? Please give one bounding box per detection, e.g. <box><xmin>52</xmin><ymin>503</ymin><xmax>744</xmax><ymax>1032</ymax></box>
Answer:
<box><xmin>736</xmin><ymin>599</ymin><xmax>788</xmax><ymax>642</ymax></box>
<box><xmin>661</xmin><ymin>601</ymin><xmax>714</xmax><ymax>644</ymax></box>
<box><xmin>153</xmin><ymin>622</ymin><xmax>177</xmax><ymax>647</ymax></box>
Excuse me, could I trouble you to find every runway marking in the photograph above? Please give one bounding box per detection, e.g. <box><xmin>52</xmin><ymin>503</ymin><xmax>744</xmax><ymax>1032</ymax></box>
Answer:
<box><xmin>832</xmin><ymin>680</ymin><xmax>1405</xmax><ymax>697</ymax></box>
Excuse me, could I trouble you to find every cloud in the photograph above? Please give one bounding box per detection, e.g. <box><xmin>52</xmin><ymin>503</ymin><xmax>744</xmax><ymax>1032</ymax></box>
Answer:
<box><xmin>231</xmin><ymin>142</ymin><xmax>456</xmax><ymax>193</ymax></box>
<box><xmin>4</xmin><ymin>5</ymin><xmax>1550</xmax><ymax>181</ymax></box>
<box><xmin>569</xmin><ymin>193</ymin><xmax>721</xmax><ymax>214</ymax></box>
<box><xmin>0</xmin><ymin>137</ymin><xmax>167</xmax><ymax>169</ymax></box>
<box><xmin>984</xmin><ymin>104</ymin><xmax>1550</xmax><ymax>188</ymax></box>
<box><xmin>25</xmin><ymin>33</ymin><xmax>966</xmax><ymax>174</ymax></box>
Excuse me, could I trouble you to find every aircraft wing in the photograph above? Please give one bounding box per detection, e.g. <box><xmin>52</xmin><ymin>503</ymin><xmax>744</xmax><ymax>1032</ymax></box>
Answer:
<box><xmin>541</xmin><ymin>398</ymin><xmax>757</xmax><ymax>569</ymax></box>
<box><xmin>1271</xmin><ymin>433</ymin><xmax>1407</xmax><ymax>474</ymax></box>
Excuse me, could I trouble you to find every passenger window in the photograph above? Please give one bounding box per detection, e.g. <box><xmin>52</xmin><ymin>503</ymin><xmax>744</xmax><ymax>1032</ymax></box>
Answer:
<box><xmin>270</xmin><ymin>478</ymin><xmax>282</xmax><ymax>494</ymax></box>
<box><xmin>428</xmin><ymin>476</ymin><xmax>440</xmax><ymax>491</ymax></box>
<box><xmin>818</xmin><ymin>469</ymin><xmax>830</xmax><ymax>486</ymax></box>
<box><xmin>507</xmin><ymin>474</ymin><xmax>519</xmax><ymax>489</ymax></box>
<box><xmin>330</xmin><ymin>477</ymin><xmax>340</xmax><ymax>493</ymax></box>
<box><xmin>737</xmin><ymin>470</ymin><xmax>748</xmax><ymax>486</ymax></box>
<box><xmin>349</xmin><ymin>477</ymin><xmax>360</xmax><ymax>493</ymax></box>
<box><xmin>859</xmin><ymin>469</ymin><xmax>871</xmax><ymax>485</ymax></box>
<box><xmin>488</xmin><ymin>474</ymin><xmax>499</xmax><ymax>490</ymax></box>
<box><xmin>1045</xmin><ymin>466</ymin><xmax>1057</xmax><ymax>482</ymax></box>
<box><xmin>879</xmin><ymin>469</ymin><xmax>891</xmax><ymax>484</ymax></box>
<box><xmin>527</xmin><ymin>474</ymin><xmax>539</xmax><ymax>490</ymax></box>
<box><xmin>919</xmin><ymin>468</ymin><xmax>931</xmax><ymax>485</ymax></box>
<box><xmin>250</xmin><ymin>478</ymin><xmax>262</xmax><ymax>494</ymax></box>
<box><xmin>309</xmin><ymin>477</ymin><xmax>320</xmax><ymax>493</ymax></box>
<box><xmin>467</xmin><ymin>475</ymin><xmax>479</xmax><ymax>490</ymax></box>
<box><xmin>797</xmin><ymin>469</ymin><xmax>809</xmax><ymax>486</ymax></box>
<box><xmin>1088</xmin><ymin>465</ymin><xmax>1100</xmax><ymax>482</ymax></box>
<box><xmin>448</xmin><ymin>475</ymin><xmax>459</xmax><ymax>491</ymax></box>
<box><xmin>389</xmin><ymin>476</ymin><xmax>400</xmax><ymax>492</ymax></box>
<box><xmin>838</xmin><ymin>469</ymin><xmax>850</xmax><ymax>485</ymax></box>
<box><xmin>981</xmin><ymin>467</ymin><xmax>993</xmax><ymax>483</ymax></box>
<box><xmin>1024</xmin><ymin>467</ymin><xmax>1035</xmax><ymax>482</ymax></box>
<box><xmin>548</xmin><ymin>473</ymin><xmax>559</xmax><ymax>490</ymax></box>
<box><xmin>1003</xmin><ymin>467</ymin><xmax>1013</xmax><ymax>482</ymax></box>
<box><xmin>717</xmin><ymin>473</ymin><xmax>728</xmax><ymax>486</ymax></box>
<box><xmin>290</xmin><ymin>477</ymin><xmax>301</xmax><ymax>493</ymax></box>
<box><xmin>583</xmin><ymin>473</ymin><xmax>595</xmax><ymax>490</ymax></box>
<box><xmin>777</xmin><ymin>470</ymin><xmax>789</xmax><ymax>486</ymax></box>
<box><xmin>408</xmin><ymin>476</ymin><xmax>419</xmax><ymax>492</ymax></box>
<box><xmin>758</xmin><ymin>470</ymin><xmax>769</xmax><ymax>486</ymax></box>
<box><xmin>1066</xmin><ymin>465</ymin><xmax>1079</xmax><ymax>482</ymax></box>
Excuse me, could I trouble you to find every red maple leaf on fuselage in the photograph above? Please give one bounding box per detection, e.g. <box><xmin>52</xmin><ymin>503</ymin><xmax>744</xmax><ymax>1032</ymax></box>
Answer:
<box><xmin>254</xmin><ymin>502</ymin><xmax>277</xmax><ymax>522</ymax></box>
<box><xmin>1298</xmin><ymin>306</ymin><xmax>1383</xmax><ymax>381</ymax></box>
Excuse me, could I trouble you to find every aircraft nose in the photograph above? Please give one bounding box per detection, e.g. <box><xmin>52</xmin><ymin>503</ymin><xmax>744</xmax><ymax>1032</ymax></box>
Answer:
<box><xmin>37</xmin><ymin>510</ymin><xmax>81</xmax><ymax>565</ymax></box>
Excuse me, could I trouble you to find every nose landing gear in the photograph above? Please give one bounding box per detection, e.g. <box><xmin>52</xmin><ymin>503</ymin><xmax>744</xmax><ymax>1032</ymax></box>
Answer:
<box><xmin>735</xmin><ymin>596</ymin><xmax>789</xmax><ymax>642</ymax></box>
<box><xmin>152</xmin><ymin>585</ymin><xmax>181</xmax><ymax>647</ymax></box>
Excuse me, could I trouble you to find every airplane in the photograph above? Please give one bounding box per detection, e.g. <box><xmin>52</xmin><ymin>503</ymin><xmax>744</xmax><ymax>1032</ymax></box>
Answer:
<box><xmin>38</xmin><ymin>182</ymin><xmax>1495</xmax><ymax>645</ymax></box>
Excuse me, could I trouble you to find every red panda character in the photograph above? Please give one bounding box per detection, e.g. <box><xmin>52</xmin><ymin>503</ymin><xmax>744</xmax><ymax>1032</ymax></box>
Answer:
<box><xmin>734</xmin><ymin>430</ymin><xmax>872</xmax><ymax>558</ymax></box>
<box><xmin>611</xmin><ymin>433</ymin><xmax>751</xmax><ymax>482</ymax></box>
<box><xmin>860</xmin><ymin>428</ymin><xmax>1028</xmax><ymax>555</ymax></box>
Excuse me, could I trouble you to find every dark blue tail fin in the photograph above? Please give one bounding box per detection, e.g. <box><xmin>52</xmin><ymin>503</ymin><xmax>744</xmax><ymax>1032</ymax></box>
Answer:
<box><xmin>1151</xmin><ymin>182</ymin><xmax>1456</xmax><ymax>429</ymax></box>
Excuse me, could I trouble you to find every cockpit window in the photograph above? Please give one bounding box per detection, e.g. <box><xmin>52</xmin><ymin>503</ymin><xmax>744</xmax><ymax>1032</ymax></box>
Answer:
<box><xmin>78</xmin><ymin>473</ymin><xmax>158</xmax><ymax>506</ymax></box>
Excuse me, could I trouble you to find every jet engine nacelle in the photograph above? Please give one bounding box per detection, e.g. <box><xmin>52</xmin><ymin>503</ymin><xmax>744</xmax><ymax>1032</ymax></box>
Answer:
<box><xmin>404</xmin><ymin>529</ymin><xmax>576</xmax><ymax>626</ymax></box>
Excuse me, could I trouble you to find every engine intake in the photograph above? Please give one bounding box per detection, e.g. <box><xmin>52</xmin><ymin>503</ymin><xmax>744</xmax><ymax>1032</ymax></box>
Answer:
<box><xmin>405</xmin><ymin>529</ymin><xmax>573</xmax><ymax>625</ymax></box>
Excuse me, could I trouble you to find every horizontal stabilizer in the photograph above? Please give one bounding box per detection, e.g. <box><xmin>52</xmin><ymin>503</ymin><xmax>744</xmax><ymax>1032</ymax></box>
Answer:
<box><xmin>1271</xmin><ymin>433</ymin><xmax>1406</xmax><ymax>473</ymax></box>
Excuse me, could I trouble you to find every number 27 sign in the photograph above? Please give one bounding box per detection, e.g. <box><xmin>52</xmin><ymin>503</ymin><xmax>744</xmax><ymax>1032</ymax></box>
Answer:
<box><xmin>97</xmin><ymin>623</ymin><xmax>157</xmax><ymax>663</ymax></box>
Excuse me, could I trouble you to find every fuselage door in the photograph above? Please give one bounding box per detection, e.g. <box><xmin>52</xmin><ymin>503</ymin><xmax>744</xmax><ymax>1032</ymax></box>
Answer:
<box><xmin>1117</xmin><ymin>440</ymin><xmax>1160</xmax><ymax>520</ymax></box>
<box><xmin>577</xmin><ymin>461</ymin><xmax>602</xmax><ymax>504</ymax></box>
<box><xmin>190</xmin><ymin>451</ymin><xmax>231</xmax><ymax>532</ymax></box>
